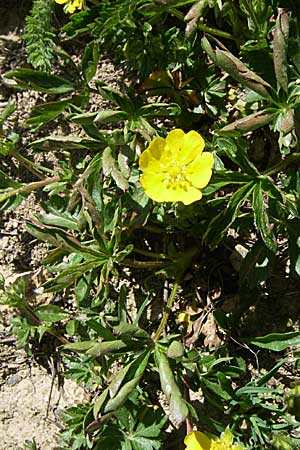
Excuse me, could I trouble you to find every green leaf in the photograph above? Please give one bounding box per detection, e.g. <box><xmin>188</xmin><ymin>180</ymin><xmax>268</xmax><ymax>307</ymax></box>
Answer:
<box><xmin>95</xmin><ymin>83</ymin><xmax>134</xmax><ymax>112</ymax></box>
<box><xmin>155</xmin><ymin>349</ymin><xmax>188</xmax><ymax>424</ymax></box>
<box><xmin>39</xmin><ymin>211</ymin><xmax>79</xmax><ymax>231</ymax></box>
<box><xmin>113</xmin><ymin>322</ymin><xmax>150</xmax><ymax>340</ymax></box>
<box><xmin>253</xmin><ymin>182</ymin><xmax>277</xmax><ymax>252</ymax></box>
<box><xmin>27</xmin><ymin>99</ymin><xmax>70</xmax><ymax>130</ymax></box>
<box><xmin>287</xmin><ymin>218</ymin><xmax>300</xmax><ymax>279</ymax></box>
<box><xmin>34</xmin><ymin>304</ymin><xmax>68</xmax><ymax>323</ymax></box>
<box><xmin>64</xmin><ymin>341</ymin><xmax>97</xmax><ymax>352</ymax></box>
<box><xmin>94</xmin><ymin>110</ymin><xmax>129</xmax><ymax>124</ymax></box>
<box><xmin>138</xmin><ymin>103</ymin><xmax>181</xmax><ymax>117</ymax></box>
<box><xmin>86</xmin><ymin>340</ymin><xmax>128</xmax><ymax>355</ymax></box>
<box><xmin>216</xmin><ymin>137</ymin><xmax>259</xmax><ymax>176</ymax></box>
<box><xmin>246</xmin><ymin>332</ymin><xmax>300</xmax><ymax>351</ymax></box>
<box><xmin>0</xmin><ymin>98</ymin><xmax>16</xmax><ymax>126</ymax></box>
<box><xmin>31</xmin><ymin>134</ymin><xmax>101</xmax><ymax>151</ymax></box>
<box><xmin>204</xmin><ymin>170</ymin><xmax>251</xmax><ymax>195</ymax></box>
<box><xmin>239</xmin><ymin>240</ymin><xmax>276</xmax><ymax>290</ymax></box>
<box><xmin>217</xmin><ymin>110</ymin><xmax>278</xmax><ymax>137</ymax></box>
<box><xmin>82</xmin><ymin>41</ymin><xmax>99</xmax><ymax>83</ymax></box>
<box><xmin>102</xmin><ymin>147</ymin><xmax>129</xmax><ymax>190</ymax></box>
<box><xmin>5</xmin><ymin>69</ymin><xmax>76</xmax><ymax>93</ymax></box>
<box><xmin>202</xmin><ymin>36</ymin><xmax>272</xmax><ymax>99</ymax></box>
<box><xmin>104</xmin><ymin>376</ymin><xmax>141</xmax><ymax>413</ymax></box>
<box><xmin>273</xmin><ymin>27</ymin><xmax>288</xmax><ymax>93</ymax></box>
<box><xmin>204</xmin><ymin>181</ymin><xmax>256</xmax><ymax>246</ymax></box>
<box><xmin>202</xmin><ymin>377</ymin><xmax>232</xmax><ymax>400</ymax></box>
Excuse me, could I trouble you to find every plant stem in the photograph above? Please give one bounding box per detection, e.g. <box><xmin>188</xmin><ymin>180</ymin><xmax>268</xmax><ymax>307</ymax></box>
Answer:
<box><xmin>12</xmin><ymin>150</ymin><xmax>55</xmax><ymax>178</ymax></box>
<box><xmin>263</xmin><ymin>153</ymin><xmax>300</xmax><ymax>177</ymax></box>
<box><xmin>133</xmin><ymin>248</ymin><xmax>171</xmax><ymax>260</ymax></box>
<box><xmin>153</xmin><ymin>278</ymin><xmax>180</xmax><ymax>341</ymax></box>
<box><xmin>122</xmin><ymin>259</ymin><xmax>165</xmax><ymax>269</ymax></box>
<box><xmin>0</xmin><ymin>175</ymin><xmax>60</xmax><ymax>203</ymax></box>
<box><xmin>197</xmin><ymin>23</ymin><xmax>236</xmax><ymax>41</ymax></box>
<box><xmin>171</xmin><ymin>7</ymin><xmax>236</xmax><ymax>40</ymax></box>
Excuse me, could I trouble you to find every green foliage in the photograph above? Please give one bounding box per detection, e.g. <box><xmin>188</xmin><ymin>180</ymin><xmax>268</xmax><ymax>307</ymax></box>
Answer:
<box><xmin>24</xmin><ymin>0</ymin><xmax>57</xmax><ymax>72</ymax></box>
<box><xmin>3</xmin><ymin>1</ymin><xmax>300</xmax><ymax>449</ymax></box>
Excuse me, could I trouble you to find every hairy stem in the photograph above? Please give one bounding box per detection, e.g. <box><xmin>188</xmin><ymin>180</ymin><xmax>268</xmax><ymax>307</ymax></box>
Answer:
<box><xmin>153</xmin><ymin>278</ymin><xmax>180</xmax><ymax>341</ymax></box>
<box><xmin>0</xmin><ymin>175</ymin><xmax>60</xmax><ymax>203</ymax></box>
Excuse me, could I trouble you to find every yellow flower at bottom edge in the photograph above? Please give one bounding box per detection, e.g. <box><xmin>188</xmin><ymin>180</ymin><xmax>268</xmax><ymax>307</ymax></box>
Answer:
<box><xmin>184</xmin><ymin>428</ymin><xmax>244</xmax><ymax>450</ymax></box>
<box><xmin>138</xmin><ymin>129</ymin><xmax>214</xmax><ymax>206</ymax></box>
<box><xmin>55</xmin><ymin>0</ymin><xmax>84</xmax><ymax>14</ymax></box>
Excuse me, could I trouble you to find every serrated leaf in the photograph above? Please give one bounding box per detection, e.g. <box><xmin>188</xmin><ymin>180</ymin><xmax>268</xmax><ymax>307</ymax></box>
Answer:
<box><xmin>102</xmin><ymin>147</ymin><xmax>129</xmax><ymax>190</ymax></box>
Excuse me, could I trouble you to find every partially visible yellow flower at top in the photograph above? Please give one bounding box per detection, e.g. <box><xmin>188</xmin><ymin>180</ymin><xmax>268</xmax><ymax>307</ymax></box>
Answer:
<box><xmin>184</xmin><ymin>428</ymin><xmax>244</xmax><ymax>450</ymax></box>
<box><xmin>139</xmin><ymin>129</ymin><xmax>214</xmax><ymax>205</ymax></box>
<box><xmin>55</xmin><ymin>0</ymin><xmax>84</xmax><ymax>14</ymax></box>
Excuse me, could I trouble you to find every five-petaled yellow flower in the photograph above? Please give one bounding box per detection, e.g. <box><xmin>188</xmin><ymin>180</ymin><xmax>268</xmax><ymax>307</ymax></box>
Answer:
<box><xmin>139</xmin><ymin>129</ymin><xmax>214</xmax><ymax>205</ymax></box>
<box><xmin>55</xmin><ymin>0</ymin><xmax>84</xmax><ymax>14</ymax></box>
<box><xmin>184</xmin><ymin>428</ymin><xmax>244</xmax><ymax>450</ymax></box>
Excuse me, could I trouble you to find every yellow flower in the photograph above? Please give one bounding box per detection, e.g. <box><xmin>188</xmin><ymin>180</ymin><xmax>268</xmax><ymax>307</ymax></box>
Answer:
<box><xmin>139</xmin><ymin>129</ymin><xmax>214</xmax><ymax>205</ymax></box>
<box><xmin>184</xmin><ymin>428</ymin><xmax>244</xmax><ymax>450</ymax></box>
<box><xmin>55</xmin><ymin>0</ymin><xmax>84</xmax><ymax>14</ymax></box>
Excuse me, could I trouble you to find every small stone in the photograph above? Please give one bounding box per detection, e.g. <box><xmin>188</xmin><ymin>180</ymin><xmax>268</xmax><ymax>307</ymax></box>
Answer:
<box><xmin>6</xmin><ymin>374</ymin><xmax>22</xmax><ymax>386</ymax></box>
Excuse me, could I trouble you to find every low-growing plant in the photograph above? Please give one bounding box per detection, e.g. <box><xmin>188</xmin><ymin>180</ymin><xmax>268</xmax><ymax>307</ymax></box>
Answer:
<box><xmin>1</xmin><ymin>0</ymin><xmax>300</xmax><ymax>449</ymax></box>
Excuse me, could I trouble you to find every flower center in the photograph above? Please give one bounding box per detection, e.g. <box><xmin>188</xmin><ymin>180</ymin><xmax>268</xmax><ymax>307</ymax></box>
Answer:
<box><xmin>162</xmin><ymin>164</ymin><xmax>190</xmax><ymax>191</ymax></box>
<box><xmin>211</xmin><ymin>440</ymin><xmax>232</xmax><ymax>450</ymax></box>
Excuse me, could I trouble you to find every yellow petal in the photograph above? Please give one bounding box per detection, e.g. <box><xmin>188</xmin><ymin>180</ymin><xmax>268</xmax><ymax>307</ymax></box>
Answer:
<box><xmin>139</xmin><ymin>151</ymin><xmax>162</xmax><ymax>172</ymax></box>
<box><xmin>139</xmin><ymin>137</ymin><xmax>166</xmax><ymax>170</ymax></box>
<box><xmin>184</xmin><ymin>431</ymin><xmax>211</xmax><ymax>450</ymax></box>
<box><xmin>182</xmin><ymin>130</ymin><xmax>205</xmax><ymax>161</ymax></box>
<box><xmin>67</xmin><ymin>2</ymin><xmax>76</xmax><ymax>12</ymax></box>
<box><xmin>177</xmin><ymin>186</ymin><xmax>203</xmax><ymax>205</ymax></box>
<box><xmin>221</xmin><ymin>428</ymin><xmax>233</xmax><ymax>445</ymax></box>
<box><xmin>186</xmin><ymin>152</ymin><xmax>214</xmax><ymax>189</ymax></box>
<box><xmin>55</xmin><ymin>0</ymin><xmax>69</xmax><ymax>4</ymax></box>
<box><xmin>165</xmin><ymin>128</ymin><xmax>185</xmax><ymax>153</ymax></box>
<box><xmin>140</xmin><ymin>172</ymin><xmax>168</xmax><ymax>202</ymax></box>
